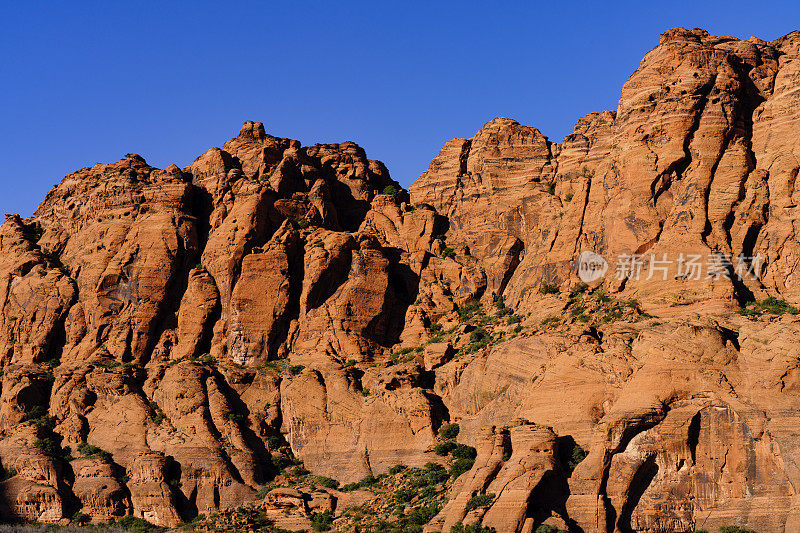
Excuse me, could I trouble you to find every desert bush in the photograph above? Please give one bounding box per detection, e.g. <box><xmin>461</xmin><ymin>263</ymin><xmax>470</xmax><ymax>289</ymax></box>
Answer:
<box><xmin>449</xmin><ymin>458</ymin><xmax>475</xmax><ymax>479</ymax></box>
<box><xmin>439</xmin><ymin>423</ymin><xmax>460</xmax><ymax>440</ymax></box>
<box><xmin>435</xmin><ymin>441</ymin><xmax>457</xmax><ymax>456</ymax></box>
<box><xmin>452</xmin><ymin>444</ymin><xmax>477</xmax><ymax>460</ymax></box>
<box><xmin>450</xmin><ymin>522</ymin><xmax>496</xmax><ymax>532</ymax></box>
<box><xmin>465</xmin><ymin>493</ymin><xmax>495</xmax><ymax>511</ymax></box>
<box><xmin>311</xmin><ymin>510</ymin><xmax>334</xmax><ymax>532</ymax></box>
<box><xmin>314</xmin><ymin>476</ymin><xmax>339</xmax><ymax>489</ymax></box>
<box><xmin>539</xmin><ymin>283</ymin><xmax>559</xmax><ymax>295</ymax></box>
<box><xmin>738</xmin><ymin>296</ymin><xmax>799</xmax><ymax>318</ymax></box>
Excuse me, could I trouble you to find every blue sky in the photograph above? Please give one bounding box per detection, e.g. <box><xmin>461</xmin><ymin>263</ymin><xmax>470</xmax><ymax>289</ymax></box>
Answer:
<box><xmin>1</xmin><ymin>0</ymin><xmax>798</xmax><ymax>216</ymax></box>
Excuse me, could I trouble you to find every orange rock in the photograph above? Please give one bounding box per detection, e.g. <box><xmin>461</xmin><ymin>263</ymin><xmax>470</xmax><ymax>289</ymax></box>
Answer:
<box><xmin>4</xmin><ymin>29</ymin><xmax>800</xmax><ymax>531</ymax></box>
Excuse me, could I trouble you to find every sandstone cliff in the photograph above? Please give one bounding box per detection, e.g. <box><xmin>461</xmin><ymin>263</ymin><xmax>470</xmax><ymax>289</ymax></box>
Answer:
<box><xmin>1</xmin><ymin>28</ymin><xmax>799</xmax><ymax>533</ymax></box>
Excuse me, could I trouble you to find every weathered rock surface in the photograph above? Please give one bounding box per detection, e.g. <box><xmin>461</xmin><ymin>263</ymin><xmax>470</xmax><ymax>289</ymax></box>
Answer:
<box><xmin>1</xmin><ymin>28</ymin><xmax>800</xmax><ymax>533</ymax></box>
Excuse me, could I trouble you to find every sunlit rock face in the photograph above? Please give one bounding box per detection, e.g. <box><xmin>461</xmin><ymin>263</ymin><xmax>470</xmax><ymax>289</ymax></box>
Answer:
<box><xmin>1</xmin><ymin>28</ymin><xmax>800</xmax><ymax>532</ymax></box>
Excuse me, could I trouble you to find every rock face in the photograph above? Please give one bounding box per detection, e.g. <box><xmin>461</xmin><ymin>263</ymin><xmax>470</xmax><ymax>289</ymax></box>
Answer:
<box><xmin>411</xmin><ymin>28</ymin><xmax>800</xmax><ymax>316</ymax></box>
<box><xmin>2</xmin><ymin>28</ymin><xmax>800</xmax><ymax>532</ymax></box>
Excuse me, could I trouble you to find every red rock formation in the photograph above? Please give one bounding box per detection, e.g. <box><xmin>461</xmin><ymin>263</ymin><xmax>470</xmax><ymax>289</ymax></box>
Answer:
<box><xmin>1</xmin><ymin>28</ymin><xmax>800</xmax><ymax>533</ymax></box>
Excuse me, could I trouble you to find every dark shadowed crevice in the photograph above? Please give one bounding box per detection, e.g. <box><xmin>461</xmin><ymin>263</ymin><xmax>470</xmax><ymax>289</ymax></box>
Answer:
<box><xmin>597</xmin><ymin>408</ymin><xmax>668</xmax><ymax>533</ymax></box>
<box><xmin>497</xmin><ymin>238</ymin><xmax>524</xmax><ymax>296</ymax></box>
<box><xmin>189</xmin><ymin>184</ymin><xmax>214</xmax><ymax>257</ymax></box>
<box><xmin>363</xmin><ymin>246</ymin><xmax>420</xmax><ymax>348</ymax></box>
<box><xmin>688</xmin><ymin>411</ymin><xmax>701</xmax><ymax>465</ymax></box>
<box><xmin>741</xmin><ymin>223</ymin><xmax>762</xmax><ymax>261</ymax></box>
<box><xmin>267</xmin><ymin>237</ymin><xmax>304</xmax><ymax>360</ymax></box>
<box><xmin>211</xmin><ymin>368</ymin><xmax>274</xmax><ymax>484</ymax></box>
<box><xmin>617</xmin><ymin>454</ymin><xmax>659</xmax><ymax>533</ymax></box>
<box><xmin>457</xmin><ymin>140</ymin><xmax>473</xmax><ymax>178</ymax></box>
<box><xmin>525</xmin><ymin>470</ymin><xmax>571</xmax><ymax>531</ymax></box>
<box><xmin>728</xmin><ymin>257</ymin><xmax>756</xmax><ymax>306</ymax></box>
<box><xmin>304</xmin><ymin>240</ymin><xmax>355</xmax><ymax>312</ymax></box>
<box><xmin>166</xmin><ymin>457</ymin><xmax>197</xmax><ymax>522</ymax></box>
<box><xmin>140</xmin><ymin>223</ymin><xmax>194</xmax><ymax>366</ymax></box>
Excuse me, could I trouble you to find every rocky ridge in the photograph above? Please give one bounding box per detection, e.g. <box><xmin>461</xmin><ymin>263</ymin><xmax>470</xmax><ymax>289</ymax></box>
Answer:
<box><xmin>0</xmin><ymin>28</ymin><xmax>800</xmax><ymax>533</ymax></box>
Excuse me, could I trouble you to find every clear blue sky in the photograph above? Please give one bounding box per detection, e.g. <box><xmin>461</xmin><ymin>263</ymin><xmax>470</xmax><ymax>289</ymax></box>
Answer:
<box><xmin>1</xmin><ymin>0</ymin><xmax>798</xmax><ymax>216</ymax></box>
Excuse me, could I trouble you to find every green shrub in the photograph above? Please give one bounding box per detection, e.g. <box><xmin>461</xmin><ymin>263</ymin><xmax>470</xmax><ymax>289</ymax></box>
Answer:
<box><xmin>458</xmin><ymin>301</ymin><xmax>481</xmax><ymax>320</ymax></box>
<box><xmin>394</xmin><ymin>488</ymin><xmax>415</xmax><ymax>503</ymax></box>
<box><xmin>507</xmin><ymin>314</ymin><xmax>521</xmax><ymax>325</ymax></box>
<box><xmin>564</xmin><ymin>193</ymin><xmax>574</xmax><ymax>202</ymax></box>
<box><xmin>559</xmin><ymin>440</ymin><xmax>587</xmax><ymax>473</ymax></box>
<box><xmin>450</xmin><ymin>522</ymin><xmax>497</xmax><ymax>532</ymax></box>
<box><xmin>466</xmin><ymin>327</ymin><xmax>491</xmax><ymax>353</ymax></box>
<box><xmin>439</xmin><ymin>423</ymin><xmax>460</xmax><ymax>440</ymax></box>
<box><xmin>465</xmin><ymin>492</ymin><xmax>495</xmax><ymax>511</ymax></box>
<box><xmin>268</xmin><ymin>435</ymin><xmax>284</xmax><ymax>449</ymax></box>
<box><xmin>406</xmin><ymin>462</ymin><xmax>448</xmax><ymax>489</ymax></box>
<box><xmin>34</xmin><ymin>437</ymin><xmax>61</xmax><ymax>458</ymax></box>
<box><xmin>449</xmin><ymin>458</ymin><xmax>474</xmax><ymax>479</ymax></box>
<box><xmin>408</xmin><ymin>502</ymin><xmax>441</xmax><ymax>525</ymax></box>
<box><xmin>271</xmin><ymin>453</ymin><xmax>293</xmax><ymax>471</ymax></box>
<box><xmin>199</xmin><ymin>353</ymin><xmax>217</xmax><ymax>365</ymax></box>
<box><xmin>71</xmin><ymin>512</ymin><xmax>91</xmax><ymax>525</ymax></box>
<box><xmin>341</xmin><ymin>474</ymin><xmax>378</xmax><ymax>492</ymax></box>
<box><xmin>114</xmin><ymin>515</ymin><xmax>162</xmax><ymax>533</ymax></box>
<box><xmin>738</xmin><ymin>296</ymin><xmax>799</xmax><ymax>318</ymax></box>
<box><xmin>292</xmin><ymin>465</ymin><xmax>310</xmax><ymax>477</ymax></box>
<box><xmin>92</xmin><ymin>358</ymin><xmax>120</xmax><ymax>369</ymax></box>
<box><xmin>315</xmin><ymin>476</ymin><xmax>339</xmax><ymax>489</ymax></box>
<box><xmin>535</xmin><ymin>526</ymin><xmax>565</xmax><ymax>533</ymax></box>
<box><xmin>569</xmin><ymin>282</ymin><xmax>589</xmax><ymax>298</ymax></box>
<box><xmin>226</xmin><ymin>412</ymin><xmax>245</xmax><ymax>424</ymax></box>
<box><xmin>495</xmin><ymin>307</ymin><xmax>512</xmax><ymax>318</ymax></box>
<box><xmin>539</xmin><ymin>283</ymin><xmax>560</xmax><ymax>295</ymax></box>
<box><xmin>545</xmin><ymin>182</ymin><xmax>556</xmax><ymax>194</ymax></box>
<box><xmin>288</xmin><ymin>364</ymin><xmax>305</xmax><ymax>375</ymax></box>
<box><xmin>442</xmin><ymin>247</ymin><xmax>456</xmax><ymax>259</ymax></box>
<box><xmin>311</xmin><ymin>510</ymin><xmax>334</xmax><ymax>531</ymax></box>
<box><xmin>452</xmin><ymin>444</ymin><xmax>477</xmax><ymax>460</ymax></box>
<box><xmin>149</xmin><ymin>401</ymin><xmax>165</xmax><ymax>425</ymax></box>
<box><xmin>77</xmin><ymin>442</ymin><xmax>112</xmax><ymax>462</ymax></box>
<box><xmin>469</xmin><ymin>328</ymin><xmax>489</xmax><ymax>344</ymax></box>
<box><xmin>390</xmin><ymin>345</ymin><xmax>423</xmax><ymax>364</ymax></box>
<box><xmin>435</xmin><ymin>441</ymin><xmax>457</xmax><ymax>456</ymax></box>
<box><xmin>388</xmin><ymin>464</ymin><xmax>407</xmax><ymax>475</ymax></box>
<box><xmin>294</xmin><ymin>217</ymin><xmax>310</xmax><ymax>229</ymax></box>
<box><xmin>719</xmin><ymin>527</ymin><xmax>757</xmax><ymax>533</ymax></box>
<box><xmin>22</xmin><ymin>405</ymin><xmax>55</xmax><ymax>430</ymax></box>
<box><xmin>382</xmin><ymin>185</ymin><xmax>399</xmax><ymax>196</ymax></box>
<box><xmin>428</xmin><ymin>323</ymin><xmax>443</xmax><ymax>334</ymax></box>
<box><xmin>540</xmin><ymin>316</ymin><xmax>561</xmax><ymax>329</ymax></box>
